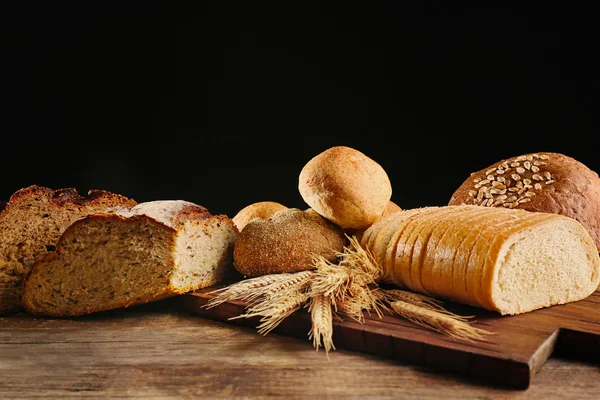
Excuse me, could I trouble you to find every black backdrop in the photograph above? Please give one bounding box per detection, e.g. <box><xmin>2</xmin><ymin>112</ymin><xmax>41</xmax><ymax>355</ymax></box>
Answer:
<box><xmin>4</xmin><ymin>2</ymin><xmax>599</xmax><ymax>218</ymax></box>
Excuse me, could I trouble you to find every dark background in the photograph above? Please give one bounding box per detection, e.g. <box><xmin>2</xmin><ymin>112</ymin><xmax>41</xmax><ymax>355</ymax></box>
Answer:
<box><xmin>4</xmin><ymin>2</ymin><xmax>599</xmax><ymax>218</ymax></box>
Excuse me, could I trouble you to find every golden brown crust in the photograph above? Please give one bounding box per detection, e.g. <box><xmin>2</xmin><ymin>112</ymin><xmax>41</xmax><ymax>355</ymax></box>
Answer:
<box><xmin>298</xmin><ymin>146</ymin><xmax>392</xmax><ymax>230</ymax></box>
<box><xmin>8</xmin><ymin>185</ymin><xmax>136</xmax><ymax>209</ymax></box>
<box><xmin>448</xmin><ymin>152</ymin><xmax>600</xmax><ymax>250</ymax></box>
<box><xmin>233</xmin><ymin>208</ymin><xmax>347</xmax><ymax>277</ymax></box>
<box><xmin>232</xmin><ymin>201</ymin><xmax>288</xmax><ymax>232</ymax></box>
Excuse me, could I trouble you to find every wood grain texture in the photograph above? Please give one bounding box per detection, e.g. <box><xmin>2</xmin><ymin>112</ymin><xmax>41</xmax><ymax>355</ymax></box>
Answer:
<box><xmin>183</xmin><ymin>287</ymin><xmax>600</xmax><ymax>390</ymax></box>
<box><xmin>0</xmin><ymin>297</ymin><xmax>599</xmax><ymax>399</ymax></box>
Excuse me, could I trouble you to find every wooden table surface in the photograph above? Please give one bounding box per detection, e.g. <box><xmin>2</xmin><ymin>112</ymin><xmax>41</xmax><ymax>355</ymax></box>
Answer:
<box><xmin>1</xmin><ymin>297</ymin><xmax>598</xmax><ymax>399</ymax></box>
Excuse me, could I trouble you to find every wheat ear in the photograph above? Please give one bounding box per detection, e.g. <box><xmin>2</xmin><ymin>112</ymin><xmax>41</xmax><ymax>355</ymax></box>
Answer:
<box><xmin>380</xmin><ymin>288</ymin><xmax>471</xmax><ymax>320</ymax></box>
<box><xmin>390</xmin><ymin>301</ymin><xmax>492</xmax><ymax>342</ymax></box>
<box><xmin>232</xmin><ymin>291</ymin><xmax>310</xmax><ymax>335</ymax></box>
<box><xmin>205</xmin><ymin>270</ymin><xmax>315</xmax><ymax>308</ymax></box>
<box><xmin>308</xmin><ymin>294</ymin><xmax>335</xmax><ymax>356</ymax></box>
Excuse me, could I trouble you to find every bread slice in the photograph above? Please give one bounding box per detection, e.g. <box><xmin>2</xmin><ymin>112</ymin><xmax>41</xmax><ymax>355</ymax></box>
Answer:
<box><xmin>22</xmin><ymin>200</ymin><xmax>239</xmax><ymax>317</ymax></box>
<box><xmin>464</xmin><ymin>210</ymin><xmax>550</xmax><ymax>307</ymax></box>
<box><xmin>453</xmin><ymin>208</ymin><xmax>528</xmax><ymax>305</ymax></box>
<box><xmin>430</xmin><ymin>206</ymin><xmax>499</xmax><ymax>301</ymax></box>
<box><xmin>422</xmin><ymin>205</ymin><xmax>491</xmax><ymax>297</ymax></box>
<box><xmin>370</xmin><ymin>213</ymin><xmax>409</xmax><ymax>281</ymax></box>
<box><xmin>409</xmin><ymin>207</ymin><xmax>460</xmax><ymax>296</ymax></box>
<box><xmin>0</xmin><ymin>185</ymin><xmax>137</xmax><ymax>314</ymax></box>
<box><xmin>382</xmin><ymin>208</ymin><xmax>431</xmax><ymax>287</ymax></box>
<box><xmin>394</xmin><ymin>207</ymin><xmax>441</xmax><ymax>292</ymax></box>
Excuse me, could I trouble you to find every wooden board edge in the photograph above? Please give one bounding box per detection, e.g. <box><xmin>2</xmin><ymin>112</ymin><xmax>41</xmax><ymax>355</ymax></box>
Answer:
<box><xmin>181</xmin><ymin>291</ymin><xmax>534</xmax><ymax>390</ymax></box>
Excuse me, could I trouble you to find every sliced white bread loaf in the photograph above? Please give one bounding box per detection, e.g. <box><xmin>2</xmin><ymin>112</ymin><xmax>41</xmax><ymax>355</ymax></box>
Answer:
<box><xmin>0</xmin><ymin>185</ymin><xmax>137</xmax><ymax>314</ymax></box>
<box><xmin>363</xmin><ymin>205</ymin><xmax>600</xmax><ymax>315</ymax></box>
<box><xmin>22</xmin><ymin>200</ymin><xmax>239</xmax><ymax>317</ymax></box>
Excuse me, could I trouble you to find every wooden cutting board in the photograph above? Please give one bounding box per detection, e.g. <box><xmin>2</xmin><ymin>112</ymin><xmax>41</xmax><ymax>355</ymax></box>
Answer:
<box><xmin>183</xmin><ymin>287</ymin><xmax>600</xmax><ymax>390</ymax></box>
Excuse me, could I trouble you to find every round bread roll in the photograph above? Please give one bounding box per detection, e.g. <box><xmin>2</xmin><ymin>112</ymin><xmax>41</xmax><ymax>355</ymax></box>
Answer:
<box><xmin>233</xmin><ymin>208</ymin><xmax>347</xmax><ymax>277</ymax></box>
<box><xmin>232</xmin><ymin>201</ymin><xmax>288</xmax><ymax>232</ymax></box>
<box><xmin>449</xmin><ymin>152</ymin><xmax>600</xmax><ymax>250</ymax></box>
<box><xmin>298</xmin><ymin>146</ymin><xmax>392</xmax><ymax>230</ymax></box>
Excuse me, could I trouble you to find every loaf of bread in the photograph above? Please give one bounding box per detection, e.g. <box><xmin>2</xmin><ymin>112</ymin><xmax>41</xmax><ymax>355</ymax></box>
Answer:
<box><xmin>22</xmin><ymin>200</ymin><xmax>239</xmax><ymax>317</ymax></box>
<box><xmin>361</xmin><ymin>205</ymin><xmax>600</xmax><ymax>315</ymax></box>
<box><xmin>232</xmin><ymin>201</ymin><xmax>288</xmax><ymax>232</ymax></box>
<box><xmin>233</xmin><ymin>208</ymin><xmax>347</xmax><ymax>277</ymax></box>
<box><xmin>448</xmin><ymin>152</ymin><xmax>600</xmax><ymax>250</ymax></box>
<box><xmin>0</xmin><ymin>185</ymin><xmax>137</xmax><ymax>314</ymax></box>
<box><xmin>299</xmin><ymin>146</ymin><xmax>392</xmax><ymax>230</ymax></box>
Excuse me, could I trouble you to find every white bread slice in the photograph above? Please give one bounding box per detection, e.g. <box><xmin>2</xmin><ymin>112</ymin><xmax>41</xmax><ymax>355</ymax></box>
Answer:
<box><xmin>0</xmin><ymin>185</ymin><xmax>137</xmax><ymax>314</ymax></box>
<box><xmin>371</xmin><ymin>212</ymin><xmax>417</xmax><ymax>282</ymax></box>
<box><xmin>383</xmin><ymin>208</ymin><xmax>432</xmax><ymax>286</ymax></box>
<box><xmin>454</xmin><ymin>209</ymin><xmax>531</xmax><ymax>306</ymax></box>
<box><xmin>465</xmin><ymin>208</ymin><xmax>551</xmax><ymax>305</ymax></box>
<box><xmin>395</xmin><ymin>207</ymin><xmax>443</xmax><ymax>293</ymax></box>
<box><xmin>22</xmin><ymin>200</ymin><xmax>239</xmax><ymax>317</ymax></box>
<box><xmin>424</xmin><ymin>205</ymin><xmax>496</xmax><ymax>298</ymax></box>
<box><xmin>392</xmin><ymin>207</ymin><xmax>440</xmax><ymax>290</ymax></box>
<box><xmin>409</xmin><ymin>207</ymin><xmax>460</xmax><ymax>295</ymax></box>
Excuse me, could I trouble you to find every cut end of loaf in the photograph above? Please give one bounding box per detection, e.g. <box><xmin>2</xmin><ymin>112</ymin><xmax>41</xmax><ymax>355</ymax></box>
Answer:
<box><xmin>491</xmin><ymin>216</ymin><xmax>600</xmax><ymax>315</ymax></box>
<box><xmin>22</xmin><ymin>211</ymin><xmax>238</xmax><ymax>317</ymax></box>
<box><xmin>171</xmin><ymin>215</ymin><xmax>238</xmax><ymax>290</ymax></box>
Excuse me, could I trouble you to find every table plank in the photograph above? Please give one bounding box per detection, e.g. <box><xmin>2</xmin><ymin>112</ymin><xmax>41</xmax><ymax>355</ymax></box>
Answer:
<box><xmin>0</xmin><ymin>297</ymin><xmax>598</xmax><ymax>399</ymax></box>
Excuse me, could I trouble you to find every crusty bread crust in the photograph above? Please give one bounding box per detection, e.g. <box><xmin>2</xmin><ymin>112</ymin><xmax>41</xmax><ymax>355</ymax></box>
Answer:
<box><xmin>8</xmin><ymin>185</ymin><xmax>136</xmax><ymax>209</ymax></box>
<box><xmin>449</xmin><ymin>152</ymin><xmax>600</xmax><ymax>250</ymax></box>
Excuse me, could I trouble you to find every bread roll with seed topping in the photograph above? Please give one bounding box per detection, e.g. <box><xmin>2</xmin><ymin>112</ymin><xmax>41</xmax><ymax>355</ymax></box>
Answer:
<box><xmin>298</xmin><ymin>146</ymin><xmax>392</xmax><ymax>230</ymax></box>
<box><xmin>232</xmin><ymin>201</ymin><xmax>288</xmax><ymax>232</ymax></box>
<box><xmin>449</xmin><ymin>152</ymin><xmax>600</xmax><ymax>250</ymax></box>
<box><xmin>233</xmin><ymin>208</ymin><xmax>347</xmax><ymax>277</ymax></box>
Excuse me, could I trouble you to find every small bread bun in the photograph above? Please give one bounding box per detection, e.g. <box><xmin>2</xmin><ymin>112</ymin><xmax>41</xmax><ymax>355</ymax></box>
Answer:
<box><xmin>298</xmin><ymin>146</ymin><xmax>392</xmax><ymax>230</ymax></box>
<box><xmin>233</xmin><ymin>208</ymin><xmax>347</xmax><ymax>277</ymax></box>
<box><xmin>449</xmin><ymin>152</ymin><xmax>600</xmax><ymax>250</ymax></box>
<box><xmin>232</xmin><ymin>201</ymin><xmax>288</xmax><ymax>231</ymax></box>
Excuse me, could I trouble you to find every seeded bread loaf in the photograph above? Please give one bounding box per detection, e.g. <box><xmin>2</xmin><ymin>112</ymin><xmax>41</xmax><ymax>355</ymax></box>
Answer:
<box><xmin>22</xmin><ymin>200</ymin><xmax>239</xmax><ymax>317</ymax></box>
<box><xmin>362</xmin><ymin>205</ymin><xmax>600</xmax><ymax>315</ymax></box>
<box><xmin>0</xmin><ymin>185</ymin><xmax>137</xmax><ymax>314</ymax></box>
<box><xmin>233</xmin><ymin>208</ymin><xmax>347</xmax><ymax>277</ymax></box>
<box><xmin>449</xmin><ymin>152</ymin><xmax>600</xmax><ymax>250</ymax></box>
<box><xmin>299</xmin><ymin>146</ymin><xmax>392</xmax><ymax>230</ymax></box>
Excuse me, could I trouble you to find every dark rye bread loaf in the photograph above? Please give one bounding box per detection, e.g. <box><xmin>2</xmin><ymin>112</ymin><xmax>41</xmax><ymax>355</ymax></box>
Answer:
<box><xmin>22</xmin><ymin>200</ymin><xmax>239</xmax><ymax>317</ymax></box>
<box><xmin>0</xmin><ymin>185</ymin><xmax>137</xmax><ymax>314</ymax></box>
<box><xmin>449</xmin><ymin>152</ymin><xmax>600</xmax><ymax>250</ymax></box>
